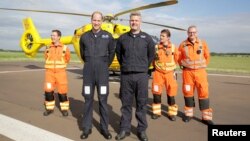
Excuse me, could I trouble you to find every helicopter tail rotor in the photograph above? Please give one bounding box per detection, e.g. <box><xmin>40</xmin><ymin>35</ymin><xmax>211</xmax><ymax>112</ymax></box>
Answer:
<box><xmin>20</xmin><ymin>17</ymin><xmax>73</xmax><ymax>58</ymax></box>
<box><xmin>20</xmin><ymin>17</ymin><xmax>44</xmax><ymax>57</ymax></box>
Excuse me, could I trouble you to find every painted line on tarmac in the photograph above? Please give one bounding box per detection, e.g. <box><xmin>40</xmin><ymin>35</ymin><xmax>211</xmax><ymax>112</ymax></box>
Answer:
<box><xmin>176</xmin><ymin>71</ymin><xmax>250</xmax><ymax>78</ymax></box>
<box><xmin>0</xmin><ymin>67</ymin><xmax>80</xmax><ymax>74</ymax></box>
<box><xmin>208</xmin><ymin>73</ymin><xmax>250</xmax><ymax>78</ymax></box>
<box><xmin>0</xmin><ymin>69</ymin><xmax>44</xmax><ymax>74</ymax></box>
<box><xmin>0</xmin><ymin>114</ymin><xmax>73</xmax><ymax>141</ymax></box>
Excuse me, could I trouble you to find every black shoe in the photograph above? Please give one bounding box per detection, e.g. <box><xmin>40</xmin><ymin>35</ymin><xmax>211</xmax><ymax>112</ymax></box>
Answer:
<box><xmin>43</xmin><ymin>110</ymin><xmax>53</xmax><ymax>116</ymax></box>
<box><xmin>137</xmin><ymin>131</ymin><xmax>148</xmax><ymax>141</ymax></box>
<box><xmin>182</xmin><ymin>115</ymin><xmax>191</xmax><ymax>122</ymax></box>
<box><xmin>202</xmin><ymin>120</ymin><xmax>214</xmax><ymax>125</ymax></box>
<box><xmin>101</xmin><ymin>130</ymin><xmax>112</xmax><ymax>140</ymax></box>
<box><xmin>168</xmin><ymin>115</ymin><xmax>176</xmax><ymax>121</ymax></box>
<box><xmin>80</xmin><ymin>129</ymin><xmax>92</xmax><ymax>139</ymax></box>
<box><xmin>115</xmin><ymin>131</ymin><xmax>130</xmax><ymax>140</ymax></box>
<box><xmin>62</xmin><ymin>111</ymin><xmax>68</xmax><ymax>117</ymax></box>
<box><xmin>151</xmin><ymin>114</ymin><xmax>161</xmax><ymax>119</ymax></box>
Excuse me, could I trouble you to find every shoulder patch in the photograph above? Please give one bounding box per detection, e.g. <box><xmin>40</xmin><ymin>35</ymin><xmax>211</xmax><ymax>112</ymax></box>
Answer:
<box><xmin>140</xmin><ymin>35</ymin><xmax>146</xmax><ymax>38</ymax></box>
<box><xmin>102</xmin><ymin>34</ymin><xmax>109</xmax><ymax>39</ymax></box>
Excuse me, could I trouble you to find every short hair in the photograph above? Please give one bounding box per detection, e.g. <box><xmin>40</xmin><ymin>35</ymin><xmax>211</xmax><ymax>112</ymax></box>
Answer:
<box><xmin>130</xmin><ymin>11</ymin><xmax>141</xmax><ymax>18</ymax></box>
<box><xmin>52</xmin><ymin>29</ymin><xmax>61</xmax><ymax>37</ymax></box>
<box><xmin>161</xmin><ymin>29</ymin><xmax>171</xmax><ymax>37</ymax></box>
<box><xmin>91</xmin><ymin>11</ymin><xmax>103</xmax><ymax>20</ymax></box>
<box><xmin>188</xmin><ymin>25</ymin><xmax>197</xmax><ymax>31</ymax></box>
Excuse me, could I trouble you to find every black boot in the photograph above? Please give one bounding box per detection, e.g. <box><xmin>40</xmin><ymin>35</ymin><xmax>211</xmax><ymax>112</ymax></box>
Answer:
<box><xmin>115</xmin><ymin>131</ymin><xmax>130</xmax><ymax>140</ymax></box>
<box><xmin>151</xmin><ymin>114</ymin><xmax>161</xmax><ymax>119</ymax></box>
<box><xmin>168</xmin><ymin>115</ymin><xmax>176</xmax><ymax>121</ymax></box>
<box><xmin>43</xmin><ymin>110</ymin><xmax>53</xmax><ymax>116</ymax></box>
<box><xmin>137</xmin><ymin>131</ymin><xmax>148</xmax><ymax>141</ymax></box>
<box><xmin>61</xmin><ymin>111</ymin><xmax>68</xmax><ymax>117</ymax></box>
<box><xmin>182</xmin><ymin>115</ymin><xmax>192</xmax><ymax>122</ymax></box>
<box><xmin>101</xmin><ymin>130</ymin><xmax>112</xmax><ymax>140</ymax></box>
<box><xmin>80</xmin><ymin>129</ymin><xmax>92</xmax><ymax>139</ymax></box>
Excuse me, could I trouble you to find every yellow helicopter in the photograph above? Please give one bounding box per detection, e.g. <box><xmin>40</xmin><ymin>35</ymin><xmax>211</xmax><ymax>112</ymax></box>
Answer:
<box><xmin>0</xmin><ymin>0</ymin><xmax>185</xmax><ymax>73</ymax></box>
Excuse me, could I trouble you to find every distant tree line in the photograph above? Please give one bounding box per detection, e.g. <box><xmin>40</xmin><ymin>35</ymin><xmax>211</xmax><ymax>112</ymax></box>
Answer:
<box><xmin>0</xmin><ymin>49</ymin><xmax>22</xmax><ymax>52</ymax></box>
<box><xmin>0</xmin><ymin>49</ymin><xmax>249</xmax><ymax>56</ymax></box>
<box><xmin>210</xmin><ymin>52</ymin><xmax>250</xmax><ymax>57</ymax></box>
<box><xmin>0</xmin><ymin>49</ymin><xmax>77</xmax><ymax>54</ymax></box>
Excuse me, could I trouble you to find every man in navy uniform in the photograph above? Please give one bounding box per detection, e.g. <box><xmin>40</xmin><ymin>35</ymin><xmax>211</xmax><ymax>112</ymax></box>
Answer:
<box><xmin>79</xmin><ymin>11</ymin><xmax>115</xmax><ymax>140</ymax></box>
<box><xmin>115</xmin><ymin>11</ymin><xmax>155</xmax><ymax>141</ymax></box>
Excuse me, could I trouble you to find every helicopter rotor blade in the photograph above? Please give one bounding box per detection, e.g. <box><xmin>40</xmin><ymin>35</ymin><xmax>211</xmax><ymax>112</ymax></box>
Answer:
<box><xmin>142</xmin><ymin>21</ymin><xmax>186</xmax><ymax>31</ymax></box>
<box><xmin>114</xmin><ymin>0</ymin><xmax>178</xmax><ymax>18</ymax></box>
<box><xmin>0</xmin><ymin>8</ymin><xmax>91</xmax><ymax>17</ymax></box>
<box><xmin>119</xmin><ymin>18</ymin><xmax>186</xmax><ymax>31</ymax></box>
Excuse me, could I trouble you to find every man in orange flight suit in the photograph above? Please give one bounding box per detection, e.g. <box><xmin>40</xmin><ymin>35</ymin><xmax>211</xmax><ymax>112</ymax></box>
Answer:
<box><xmin>178</xmin><ymin>25</ymin><xmax>214</xmax><ymax>125</ymax></box>
<box><xmin>151</xmin><ymin>29</ymin><xmax>178</xmax><ymax>121</ymax></box>
<box><xmin>43</xmin><ymin>29</ymin><xmax>71</xmax><ymax>117</ymax></box>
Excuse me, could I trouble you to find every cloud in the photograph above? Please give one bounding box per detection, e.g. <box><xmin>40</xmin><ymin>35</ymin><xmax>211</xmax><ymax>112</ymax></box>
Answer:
<box><xmin>190</xmin><ymin>13</ymin><xmax>250</xmax><ymax>53</ymax></box>
<box><xmin>141</xmin><ymin>11</ymin><xmax>250</xmax><ymax>53</ymax></box>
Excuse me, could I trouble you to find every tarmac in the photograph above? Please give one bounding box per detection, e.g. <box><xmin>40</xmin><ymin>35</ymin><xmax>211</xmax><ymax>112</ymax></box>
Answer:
<box><xmin>0</xmin><ymin>61</ymin><xmax>250</xmax><ymax>141</ymax></box>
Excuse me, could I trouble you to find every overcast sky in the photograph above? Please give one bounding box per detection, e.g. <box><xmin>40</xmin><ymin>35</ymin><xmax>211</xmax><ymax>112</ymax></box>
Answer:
<box><xmin>0</xmin><ymin>0</ymin><xmax>250</xmax><ymax>53</ymax></box>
